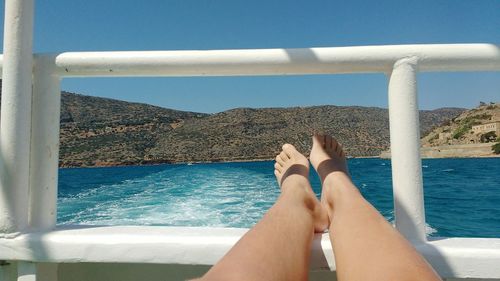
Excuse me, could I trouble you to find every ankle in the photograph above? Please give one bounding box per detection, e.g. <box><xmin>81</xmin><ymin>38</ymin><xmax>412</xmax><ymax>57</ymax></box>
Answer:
<box><xmin>322</xmin><ymin>170</ymin><xmax>350</xmax><ymax>187</ymax></box>
<box><xmin>281</xmin><ymin>174</ymin><xmax>309</xmax><ymax>190</ymax></box>
<box><xmin>322</xmin><ymin>173</ymin><xmax>359</xmax><ymax>210</ymax></box>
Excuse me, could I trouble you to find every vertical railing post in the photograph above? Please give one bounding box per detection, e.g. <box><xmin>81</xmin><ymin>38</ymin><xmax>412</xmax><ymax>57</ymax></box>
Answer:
<box><xmin>16</xmin><ymin>262</ymin><xmax>35</xmax><ymax>281</ymax></box>
<box><xmin>387</xmin><ymin>57</ymin><xmax>427</xmax><ymax>243</ymax></box>
<box><xmin>29</xmin><ymin>56</ymin><xmax>61</xmax><ymax>281</ymax></box>
<box><xmin>30</xmin><ymin>55</ymin><xmax>61</xmax><ymax>231</ymax></box>
<box><xmin>0</xmin><ymin>0</ymin><xmax>35</xmax><ymax>233</ymax></box>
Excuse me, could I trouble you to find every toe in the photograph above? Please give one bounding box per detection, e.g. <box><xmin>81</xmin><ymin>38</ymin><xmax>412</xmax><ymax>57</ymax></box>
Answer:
<box><xmin>312</xmin><ymin>133</ymin><xmax>323</xmax><ymax>147</ymax></box>
<box><xmin>282</xmin><ymin>144</ymin><xmax>296</xmax><ymax>158</ymax></box>
<box><xmin>330</xmin><ymin>136</ymin><xmax>338</xmax><ymax>151</ymax></box>
<box><xmin>275</xmin><ymin>155</ymin><xmax>284</xmax><ymax>165</ymax></box>
<box><xmin>313</xmin><ymin>133</ymin><xmax>328</xmax><ymax>149</ymax></box>
<box><xmin>274</xmin><ymin>162</ymin><xmax>282</xmax><ymax>172</ymax></box>
<box><xmin>274</xmin><ymin>170</ymin><xmax>282</xmax><ymax>183</ymax></box>
<box><xmin>336</xmin><ymin>143</ymin><xmax>343</xmax><ymax>154</ymax></box>
<box><xmin>325</xmin><ymin>135</ymin><xmax>332</xmax><ymax>149</ymax></box>
<box><xmin>280</xmin><ymin>149</ymin><xmax>291</xmax><ymax>160</ymax></box>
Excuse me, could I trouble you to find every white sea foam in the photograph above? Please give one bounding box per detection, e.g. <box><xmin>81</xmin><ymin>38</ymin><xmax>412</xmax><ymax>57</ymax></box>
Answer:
<box><xmin>425</xmin><ymin>224</ymin><xmax>438</xmax><ymax>235</ymax></box>
<box><xmin>58</xmin><ymin>164</ymin><xmax>278</xmax><ymax>227</ymax></box>
<box><xmin>57</xmin><ymin>159</ymin><xmax>500</xmax><ymax>238</ymax></box>
<box><xmin>57</xmin><ymin>163</ymin><xmax>437</xmax><ymax>236</ymax></box>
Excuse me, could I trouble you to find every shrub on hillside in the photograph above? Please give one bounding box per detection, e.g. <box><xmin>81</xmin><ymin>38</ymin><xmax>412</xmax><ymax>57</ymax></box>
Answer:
<box><xmin>480</xmin><ymin>131</ymin><xmax>497</xmax><ymax>143</ymax></box>
<box><xmin>453</xmin><ymin>124</ymin><xmax>476</xmax><ymax>139</ymax></box>
<box><xmin>476</xmin><ymin>113</ymin><xmax>492</xmax><ymax>120</ymax></box>
<box><xmin>453</xmin><ymin>116</ymin><xmax>482</xmax><ymax>139</ymax></box>
<box><xmin>492</xmin><ymin>142</ymin><xmax>500</xmax><ymax>154</ymax></box>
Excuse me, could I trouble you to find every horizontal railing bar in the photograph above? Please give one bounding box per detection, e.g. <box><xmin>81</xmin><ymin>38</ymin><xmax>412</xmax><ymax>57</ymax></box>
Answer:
<box><xmin>53</xmin><ymin>44</ymin><xmax>500</xmax><ymax>77</ymax></box>
<box><xmin>0</xmin><ymin>226</ymin><xmax>332</xmax><ymax>270</ymax></box>
<box><xmin>1</xmin><ymin>44</ymin><xmax>500</xmax><ymax>78</ymax></box>
<box><xmin>1</xmin><ymin>226</ymin><xmax>500</xmax><ymax>279</ymax></box>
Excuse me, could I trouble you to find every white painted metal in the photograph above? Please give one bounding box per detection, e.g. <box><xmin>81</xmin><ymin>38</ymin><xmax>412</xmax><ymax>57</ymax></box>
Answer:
<box><xmin>29</xmin><ymin>55</ymin><xmax>61</xmax><ymax>231</ymax></box>
<box><xmin>0</xmin><ymin>0</ymin><xmax>35</xmax><ymax>234</ymax></box>
<box><xmin>417</xmin><ymin>238</ymin><xmax>500</xmax><ymax>279</ymax></box>
<box><xmin>16</xmin><ymin>262</ymin><xmax>35</xmax><ymax>281</ymax></box>
<box><xmin>29</xmin><ymin>56</ymin><xmax>61</xmax><ymax>281</ymax></box>
<box><xmin>388</xmin><ymin>57</ymin><xmax>427</xmax><ymax>242</ymax></box>
<box><xmin>0</xmin><ymin>226</ymin><xmax>499</xmax><ymax>279</ymax></box>
<box><xmin>53</xmin><ymin>44</ymin><xmax>500</xmax><ymax>77</ymax></box>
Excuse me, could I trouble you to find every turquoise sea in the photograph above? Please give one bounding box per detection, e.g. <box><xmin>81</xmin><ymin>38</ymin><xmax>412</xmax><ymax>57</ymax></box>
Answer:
<box><xmin>58</xmin><ymin>158</ymin><xmax>500</xmax><ymax>238</ymax></box>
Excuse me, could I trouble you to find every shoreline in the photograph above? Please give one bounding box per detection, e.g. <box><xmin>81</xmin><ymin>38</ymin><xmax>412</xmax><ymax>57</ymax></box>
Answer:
<box><xmin>60</xmin><ymin>154</ymin><xmax>499</xmax><ymax>169</ymax></box>
<box><xmin>381</xmin><ymin>154</ymin><xmax>500</xmax><ymax>160</ymax></box>
<box><xmin>380</xmin><ymin>143</ymin><xmax>499</xmax><ymax>159</ymax></box>
<box><xmin>59</xmin><ymin>155</ymin><xmax>383</xmax><ymax>169</ymax></box>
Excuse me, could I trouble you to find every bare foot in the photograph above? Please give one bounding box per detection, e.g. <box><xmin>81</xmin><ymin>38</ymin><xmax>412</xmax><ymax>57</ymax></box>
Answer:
<box><xmin>274</xmin><ymin>144</ymin><xmax>310</xmax><ymax>188</ymax></box>
<box><xmin>310</xmin><ymin>134</ymin><xmax>349</xmax><ymax>182</ymax></box>
<box><xmin>310</xmin><ymin>134</ymin><xmax>352</xmax><ymax>218</ymax></box>
<box><xmin>274</xmin><ymin>144</ymin><xmax>329</xmax><ymax>232</ymax></box>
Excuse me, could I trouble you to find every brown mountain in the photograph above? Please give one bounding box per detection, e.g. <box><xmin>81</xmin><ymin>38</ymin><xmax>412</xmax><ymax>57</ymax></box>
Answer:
<box><xmin>146</xmin><ymin>106</ymin><xmax>465</xmax><ymax>163</ymax></box>
<box><xmin>59</xmin><ymin>92</ymin><xmax>208</xmax><ymax>166</ymax></box>
<box><xmin>0</xmin><ymin>82</ymin><xmax>465</xmax><ymax>167</ymax></box>
<box><xmin>57</xmin><ymin>94</ymin><xmax>464</xmax><ymax>166</ymax></box>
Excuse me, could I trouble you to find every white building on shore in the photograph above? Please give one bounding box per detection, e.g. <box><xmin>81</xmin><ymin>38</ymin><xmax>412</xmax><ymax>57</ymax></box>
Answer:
<box><xmin>472</xmin><ymin>121</ymin><xmax>500</xmax><ymax>135</ymax></box>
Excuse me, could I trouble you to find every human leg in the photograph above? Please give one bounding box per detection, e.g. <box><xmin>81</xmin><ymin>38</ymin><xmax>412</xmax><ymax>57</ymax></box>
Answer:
<box><xmin>196</xmin><ymin>144</ymin><xmax>328</xmax><ymax>281</ymax></box>
<box><xmin>310</xmin><ymin>134</ymin><xmax>441</xmax><ymax>281</ymax></box>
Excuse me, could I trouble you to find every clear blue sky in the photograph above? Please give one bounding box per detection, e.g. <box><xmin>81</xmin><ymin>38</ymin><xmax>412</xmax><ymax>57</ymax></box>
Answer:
<box><xmin>1</xmin><ymin>0</ymin><xmax>499</xmax><ymax>113</ymax></box>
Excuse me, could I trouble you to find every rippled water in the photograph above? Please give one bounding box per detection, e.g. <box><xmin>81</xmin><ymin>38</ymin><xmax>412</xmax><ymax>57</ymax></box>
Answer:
<box><xmin>58</xmin><ymin>158</ymin><xmax>500</xmax><ymax>238</ymax></box>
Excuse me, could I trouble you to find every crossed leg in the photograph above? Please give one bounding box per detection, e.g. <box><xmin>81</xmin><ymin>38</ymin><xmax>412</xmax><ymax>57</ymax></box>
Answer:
<box><xmin>310</xmin><ymin>134</ymin><xmax>441</xmax><ymax>281</ymax></box>
<box><xmin>196</xmin><ymin>144</ymin><xmax>328</xmax><ymax>281</ymax></box>
<box><xmin>196</xmin><ymin>135</ymin><xmax>441</xmax><ymax>281</ymax></box>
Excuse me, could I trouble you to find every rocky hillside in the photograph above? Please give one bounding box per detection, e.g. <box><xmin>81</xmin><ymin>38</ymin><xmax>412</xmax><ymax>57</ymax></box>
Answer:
<box><xmin>421</xmin><ymin>102</ymin><xmax>500</xmax><ymax>148</ymax></box>
<box><xmin>146</xmin><ymin>106</ymin><xmax>464</xmax><ymax>163</ymax></box>
<box><xmin>53</xmin><ymin>96</ymin><xmax>465</xmax><ymax>166</ymax></box>
<box><xmin>0</xmin><ymin>82</ymin><xmax>465</xmax><ymax>166</ymax></box>
<box><xmin>59</xmin><ymin>92</ymin><xmax>208</xmax><ymax>166</ymax></box>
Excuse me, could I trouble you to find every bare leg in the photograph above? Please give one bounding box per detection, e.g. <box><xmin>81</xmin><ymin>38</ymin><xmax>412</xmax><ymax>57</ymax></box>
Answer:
<box><xmin>197</xmin><ymin>144</ymin><xmax>328</xmax><ymax>281</ymax></box>
<box><xmin>310</xmin><ymin>134</ymin><xmax>441</xmax><ymax>281</ymax></box>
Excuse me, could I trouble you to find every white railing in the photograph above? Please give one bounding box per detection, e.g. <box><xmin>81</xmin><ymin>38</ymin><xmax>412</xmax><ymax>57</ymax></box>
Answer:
<box><xmin>1</xmin><ymin>0</ymin><xmax>500</xmax><ymax>280</ymax></box>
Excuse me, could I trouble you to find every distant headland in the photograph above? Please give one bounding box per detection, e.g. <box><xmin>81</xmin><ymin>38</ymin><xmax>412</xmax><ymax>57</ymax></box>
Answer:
<box><xmin>58</xmin><ymin>93</ymin><xmax>468</xmax><ymax>167</ymax></box>
<box><xmin>381</xmin><ymin>102</ymin><xmax>500</xmax><ymax>159</ymax></box>
<box><xmin>0</xmin><ymin>81</ymin><xmax>472</xmax><ymax>167</ymax></box>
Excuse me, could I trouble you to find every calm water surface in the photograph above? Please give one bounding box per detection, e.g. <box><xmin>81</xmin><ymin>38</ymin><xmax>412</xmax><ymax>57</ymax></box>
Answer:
<box><xmin>58</xmin><ymin>158</ymin><xmax>500</xmax><ymax>238</ymax></box>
